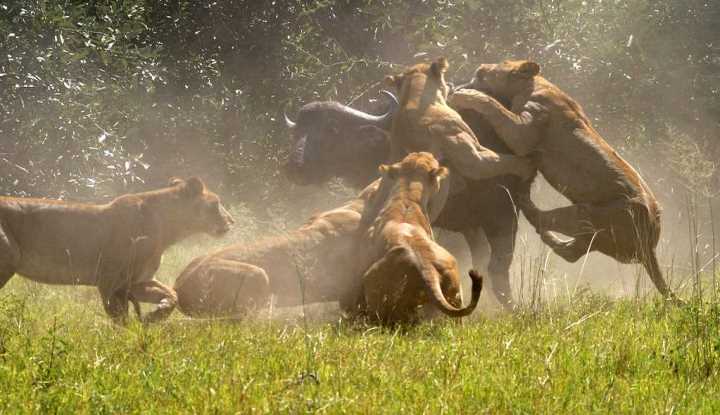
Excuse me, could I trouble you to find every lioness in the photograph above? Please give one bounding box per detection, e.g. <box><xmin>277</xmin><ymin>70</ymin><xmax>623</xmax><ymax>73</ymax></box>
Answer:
<box><xmin>355</xmin><ymin>152</ymin><xmax>483</xmax><ymax>324</ymax></box>
<box><xmin>174</xmin><ymin>181</ymin><xmax>382</xmax><ymax>318</ymax></box>
<box><xmin>384</xmin><ymin>57</ymin><xmax>534</xmax><ymax>181</ymax></box>
<box><xmin>450</xmin><ymin>60</ymin><xmax>679</xmax><ymax>302</ymax></box>
<box><xmin>0</xmin><ymin>177</ymin><xmax>235</xmax><ymax>322</ymax></box>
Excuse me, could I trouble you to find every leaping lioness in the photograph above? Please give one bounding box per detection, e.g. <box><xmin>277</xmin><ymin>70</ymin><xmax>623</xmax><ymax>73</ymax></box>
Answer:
<box><xmin>450</xmin><ymin>60</ymin><xmax>679</xmax><ymax>303</ymax></box>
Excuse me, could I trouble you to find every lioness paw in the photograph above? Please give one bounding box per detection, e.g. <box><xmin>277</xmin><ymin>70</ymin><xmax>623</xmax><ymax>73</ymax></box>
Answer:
<box><xmin>448</xmin><ymin>89</ymin><xmax>491</xmax><ymax>110</ymax></box>
<box><xmin>522</xmin><ymin>101</ymin><xmax>549</xmax><ymax>122</ymax></box>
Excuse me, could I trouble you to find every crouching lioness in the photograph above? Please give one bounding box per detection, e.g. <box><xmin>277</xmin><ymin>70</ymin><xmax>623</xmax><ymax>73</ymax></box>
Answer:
<box><xmin>0</xmin><ymin>177</ymin><xmax>234</xmax><ymax>323</ymax></box>
<box><xmin>355</xmin><ymin>152</ymin><xmax>483</xmax><ymax>325</ymax></box>
<box><xmin>173</xmin><ymin>181</ymin><xmax>382</xmax><ymax>318</ymax></box>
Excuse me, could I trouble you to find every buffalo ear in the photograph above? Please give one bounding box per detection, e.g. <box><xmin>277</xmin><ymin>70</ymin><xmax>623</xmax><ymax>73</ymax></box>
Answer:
<box><xmin>516</xmin><ymin>61</ymin><xmax>540</xmax><ymax>78</ymax></box>
<box><xmin>185</xmin><ymin>177</ymin><xmax>205</xmax><ymax>197</ymax></box>
<box><xmin>431</xmin><ymin>57</ymin><xmax>449</xmax><ymax>77</ymax></box>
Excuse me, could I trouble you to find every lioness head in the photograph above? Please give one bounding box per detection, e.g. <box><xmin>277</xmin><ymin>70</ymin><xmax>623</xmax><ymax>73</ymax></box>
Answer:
<box><xmin>378</xmin><ymin>152</ymin><xmax>449</xmax><ymax>207</ymax></box>
<box><xmin>384</xmin><ymin>57</ymin><xmax>452</xmax><ymax>103</ymax></box>
<box><xmin>168</xmin><ymin>177</ymin><xmax>235</xmax><ymax>237</ymax></box>
<box><xmin>455</xmin><ymin>60</ymin><xmax>540</xmax><ymax>102</ymax></box>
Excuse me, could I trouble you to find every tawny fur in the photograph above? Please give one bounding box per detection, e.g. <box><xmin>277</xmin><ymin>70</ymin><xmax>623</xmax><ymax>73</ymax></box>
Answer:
<box><xmin>385</xmin><ymin>57</ymin><xmax>534</xmax><ymax>182</ymax></box>
<box><xmin>283</xmin><ymin>93</ymin><xmax>530</xmax><ymax>310</ymax></box>
<box><xmin>353</xmin><ymin>152</ymin><xmax>483</xmax><ymax>325</ymax></box>
<box><xmin>0</xmin><ymin>177</ymin><xmax>235</xmax><ymax>323</ymax></box>
<box><xmin>450</xmin><ymin>60</ymin><xmax>678</xmax><ymax>302</ymax></box>
<box><xmin>174</xmin><ymin>181</ymin><xmax>382</xmax><ymax>318</ymax></box>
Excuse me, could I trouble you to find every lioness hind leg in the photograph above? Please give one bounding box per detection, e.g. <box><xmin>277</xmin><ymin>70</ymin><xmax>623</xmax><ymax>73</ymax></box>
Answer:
<box><xmin>129</xmin><ymin>280</ymin><xmax>178</xmax><ymax>323</ymax></box>
<box><xmin>539</xmin><ymin>232</ymin><xmax>594</xmax><ymax>263</ymax></box>
<box><xmin>586</xmin><ymin>204</ymin><xmax>680</xmax><ymax>303</ymax></box>
<box><xmin>518</xmin><ymin>196</ymin><xmax>600</xmax><ymax>262</ymax></box>
<box><xmin>524</xmin><ymin>203</ymin><xmax>595</xmax><ymax>238</ymax></box>
<box><xmin>362</xmin><ymin>247</ymin><xmax>416</xmax><ymax>324</ymax></box>
<box><xmin>362</xmin><ymin>258</ymin><xmax>399</xmax><ymax>324</ymax></box>
<box><xmin>201</xmin><ymin>260</ymin><xmax>271</xmax><ymax>318</ymax></box>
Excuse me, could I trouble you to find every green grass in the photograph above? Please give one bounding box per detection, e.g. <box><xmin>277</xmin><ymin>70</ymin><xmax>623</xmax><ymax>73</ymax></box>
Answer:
<box><xmin>1</xmin><ymin>218</ymin><xmax>718</xmax><ymax>413</ymax></box>
<box><xmin>1</xmin><ymin>271</ymin><xmax>720</xmax><ymax>413</ymax></box>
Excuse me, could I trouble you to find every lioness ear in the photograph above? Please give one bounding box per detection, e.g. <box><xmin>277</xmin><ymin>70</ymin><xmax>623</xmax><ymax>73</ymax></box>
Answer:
<box><xmin>429</xmin><ymin>166</ymin><xmax>449</xmax><ymax>181</ymax></box>
<box><xmin>517</xmin><ymin>61</ymin><xmax>540</xmax><ymax>78</ymax></box>
<box><xmin>379</xmin><ymin>164</ymin><xmax>399</xmax><ymax>179</ymax></box>
<box><xmin>169</xmin><ymin>177</ymin><xmax>184</xmax><ymax>187</ymax></box>
<box><xmin>431</xmin><ymin>57</ymin><xmax>449</xmax><ymax>77</ymax></box>
<box><xmin>185</xmin><ymin>177</ymin><xmax>205</xmax><ymax>197</ymax></box>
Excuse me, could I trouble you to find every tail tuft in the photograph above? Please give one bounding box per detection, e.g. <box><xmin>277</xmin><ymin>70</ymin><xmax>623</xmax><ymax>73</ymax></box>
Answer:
<box><xmin>468</xmin><ymin>269</ymin><xmax>483</xmax><ymax>290</ymax></box>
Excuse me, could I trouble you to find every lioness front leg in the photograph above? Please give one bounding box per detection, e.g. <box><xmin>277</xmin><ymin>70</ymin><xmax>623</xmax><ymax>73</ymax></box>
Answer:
<box><xmin>129</xmin><ymin>280</ymin><xmax>178</xmax><ymax>323</ymax></box>
<box><xmin>449</xmin><ymin>90</ymin><xmax>545</xmax><ymax>156</ymax></box>
<box><xmin>441</xmin><ymin>131</ymin><xmax>535</xmax><ymax>180</ymax></box>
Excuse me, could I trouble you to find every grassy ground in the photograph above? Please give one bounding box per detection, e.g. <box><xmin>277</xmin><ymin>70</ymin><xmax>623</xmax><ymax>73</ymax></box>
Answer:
<box><xmin>1</xmin><ymin>269</ymin><xmax>719</xmax><ymax>413</ymax></box>
<box><xmin>0</xmin><ymin>212</ymin><xmax>718</xmax><ymax>413</ymax></box>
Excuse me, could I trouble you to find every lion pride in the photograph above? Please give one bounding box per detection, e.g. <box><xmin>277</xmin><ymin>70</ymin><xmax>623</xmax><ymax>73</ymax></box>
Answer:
<box><xmin>0</xmin><ymin>177</ymin><xmax>235</xmax><ymax>323</ymax></box>
<box><xmin>353</xmin><ymin>152</ymin><xmax>483</xmax><ymax>324</ymax></box>
<box><xmin>450</xmin><ymin>60</ymin><xmax>679</xmax><ymax>303</ymax></box>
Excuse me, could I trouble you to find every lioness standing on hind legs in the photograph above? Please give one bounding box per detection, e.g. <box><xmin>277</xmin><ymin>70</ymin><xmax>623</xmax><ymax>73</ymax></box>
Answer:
<box><xmin>449</xmin><ymin>60</ymin><xmax>680</xmax><ymax>303</ymax></box>
<box><xmin>0</xmin><ymin>177</ymin><xmax>235</xmax><ymax>323</ymax></box>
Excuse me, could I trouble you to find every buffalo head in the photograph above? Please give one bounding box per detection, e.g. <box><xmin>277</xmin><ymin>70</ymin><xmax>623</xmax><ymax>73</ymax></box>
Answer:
<box><xmin>283</xmin><ymin>91</ymin><xmax>397</xmax><ymax>188</ymax></box>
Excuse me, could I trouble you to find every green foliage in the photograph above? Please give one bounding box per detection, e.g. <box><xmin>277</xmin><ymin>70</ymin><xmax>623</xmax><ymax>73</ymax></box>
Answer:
<box><xmin>1</xmin><ymin>0</ymin><xmax>718</xmax><ymax>205</ymax></box>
